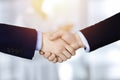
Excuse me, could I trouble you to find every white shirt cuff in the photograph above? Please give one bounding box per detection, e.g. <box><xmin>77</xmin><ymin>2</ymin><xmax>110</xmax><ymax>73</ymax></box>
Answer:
<box><xmin>36</xmin><ymin>31</ymin><xmax>42</xmax><ymax>50</ymax></box>
<box><xmin>76</xmin><ymin>31</ymin><xmax>90</xmax><ymax>52</ymax></box>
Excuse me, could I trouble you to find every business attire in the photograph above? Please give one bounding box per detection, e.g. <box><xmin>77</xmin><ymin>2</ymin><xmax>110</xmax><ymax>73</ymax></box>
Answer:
<box><xmin>0</xmin><ymin>13</ymin><xmax>120</xmax><ymax>59</ymax></box>
<box><xmin>80</xmin><ymin>12</ymin><xmax>120</xmax><ymax>51</ymax></box>
<box><xmin>0</xmin><ymin>24</ymin><xmax>39</xmax><ymax>59</ymax></box>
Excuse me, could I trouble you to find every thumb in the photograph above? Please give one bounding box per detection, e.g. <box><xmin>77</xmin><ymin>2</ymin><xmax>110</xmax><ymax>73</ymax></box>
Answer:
<box><xmin>49</xmin><ymin>31</ymin><xmax>64</xmax><ymax>40</ymax></box>
<box><xmin>39</xmin><ymin>50</ymin><xmax>44</xmax><ymax>55</ymax></box>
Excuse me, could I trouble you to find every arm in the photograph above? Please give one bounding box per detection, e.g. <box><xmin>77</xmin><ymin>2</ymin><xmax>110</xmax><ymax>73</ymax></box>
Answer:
<box><xmin>0</xmin><ymin>23</ymin><xmax>75</xmax><ymax>62</ymax></box>
<box><xmin>47</xmin><ymin>13</ymin><xmax>120</xmax><ymax>62</ymax></box>
<box><xmin>0</xmin><ymin>23</ymin><xmax>37</xmax><ymax>59</ymax></box>
<box><xmin>81</xmin><ymin>12</ymin><xmax>120</xmax><ymax>51</ymax></box>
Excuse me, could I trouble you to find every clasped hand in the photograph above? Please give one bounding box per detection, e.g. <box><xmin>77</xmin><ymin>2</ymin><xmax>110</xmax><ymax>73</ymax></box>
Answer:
<box><xmin>40</xmin><ymin>30</ymin><xmax>85</xmax><ymax>63</ymax></box>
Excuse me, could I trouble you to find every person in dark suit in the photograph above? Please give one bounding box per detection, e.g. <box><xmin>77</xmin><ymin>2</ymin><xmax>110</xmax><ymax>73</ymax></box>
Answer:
<box><xmin>0</xmin><ymin>24</ymin><xmax>37</xmax><ymax>59</ymax></box>
<box><xmin>47</xmin><ymin>12</ymin><xmax>120</xmax><ymax>62</ymax></box>
<box><xmin>81</xmin><ymin>12</ymin><xmax>120</xmax><ymax>51</ymax></box>
<box><xmin>0</xmin><ymin>24</ymin><xmax>76</xmax><ymax>63</ymax></box>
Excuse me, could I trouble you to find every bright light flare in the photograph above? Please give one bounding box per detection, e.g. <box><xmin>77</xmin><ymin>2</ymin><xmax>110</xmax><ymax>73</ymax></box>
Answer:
<box><xmin>42</xmin><ymin>0</ymin><xmax>62</xmax><ymax>16</ymax></box>
<box><xmin>32</xmin><ymin>0</ymin><xmax>69</xmax><ymax>19</ymax></box>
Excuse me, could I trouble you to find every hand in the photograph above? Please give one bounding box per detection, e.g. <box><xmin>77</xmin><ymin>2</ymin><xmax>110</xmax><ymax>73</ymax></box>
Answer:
<box><xmin>40</xmin><ymin>51</ymin><xmax>63</xmax><ymax>63</ymax></box>
<box><xmin>40</xmin><ymin>32</ymin><xmax>75</xmax><ymax>63</ymax></box>
<box><xmin>41</xmin><ymin>30</ymin><xmax>85</xmax><ymax>63</ymax></box>
<box><xmin>50</xmin><ymin>30</ymin><xmax>85</xmax><ymax>50</ymax></box>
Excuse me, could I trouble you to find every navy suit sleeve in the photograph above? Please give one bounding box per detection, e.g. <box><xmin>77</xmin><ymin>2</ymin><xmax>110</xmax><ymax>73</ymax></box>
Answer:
<box><xmin>81</xmin><ymin>12</ymin><xmax>120</xmax><ymax>51</ymax></box>
<box><xmin>0</xmin><ymin>23</ymin><xmax>37</xmax><ymax>59</ymax></box>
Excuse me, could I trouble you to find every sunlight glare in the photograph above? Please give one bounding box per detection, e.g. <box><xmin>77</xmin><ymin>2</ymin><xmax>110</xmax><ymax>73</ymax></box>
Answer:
<box><xmin>42</xmin><ymin>0</ymin><xmax>63</xmax><ymax>16</ymax></box>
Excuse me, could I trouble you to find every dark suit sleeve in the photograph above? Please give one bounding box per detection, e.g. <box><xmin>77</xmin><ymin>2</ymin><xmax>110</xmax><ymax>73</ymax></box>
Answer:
<box><xmin>0</xmin><ymin>23</ymin><xmax>37</xmax><ymax>59</ymax></box>
<box><xmin>81</xmin><ymin>12</ymin><xmax>120</xmax><ymax>51</ymax></box>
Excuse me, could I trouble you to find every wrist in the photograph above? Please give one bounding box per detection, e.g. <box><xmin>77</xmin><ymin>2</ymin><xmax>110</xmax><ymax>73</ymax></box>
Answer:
<box><xmin>76</xmin><ymin>31</ymin><xmax>90</xmax><ymax>52</ymax></box>
<box><xmin>36</xmin><ymin>31</ymin><xmax>43</xmax><ymax>50</ymax></box>
<box><xmin>41</xmin><ymin>32</ymin><xmax>50</xmax><ymax>52</ymax></box>
<box><xmin>41</xmin><ymin>32</ymin><xmax>45</xmax><ymax>51</ymax></box>
<box><xmin>75</xmin><ymin>33</ymin><xmax>85</xmax><ymax>48</ymax></box>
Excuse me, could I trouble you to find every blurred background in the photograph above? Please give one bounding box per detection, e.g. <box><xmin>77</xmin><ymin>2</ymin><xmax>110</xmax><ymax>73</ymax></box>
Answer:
<box><xmin>0</xmin><ymin>0</ymin><xmax>120</xmax><ymax>80</ymax></box>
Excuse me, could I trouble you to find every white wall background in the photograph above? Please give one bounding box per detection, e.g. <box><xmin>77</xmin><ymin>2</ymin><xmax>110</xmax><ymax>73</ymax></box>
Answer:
<box><xmin>0</xmin><ymin>0</ymin><xmax>120</xmax><ymax>80</ymax></box>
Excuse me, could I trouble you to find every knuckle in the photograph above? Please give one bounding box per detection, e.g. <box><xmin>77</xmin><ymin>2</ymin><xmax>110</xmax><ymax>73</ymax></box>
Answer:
<box><xmin>48</xmin><ymin>58</ymin><xmax>52</xmax><ymax>61</ymax></box>
<box><xmin>68</xmin><ymin>55</ymin><xmax>71</xmax><ymax>59</ymax></box>
<box><xmin>49</xmin><ymin>57</ymin><xmax>53</xmax><ymax>61</ymax></box>
<box><xmin>71</xmin><ymin>49</ymin><xmax>75</xmax><ymax>54</ymax></box>
<box><xmin>58</xmin><ymin>60</ymin><xmax>63</xmax><ymax>63</ymax></box>
<box><xmin>43</xmin><ymin>55</ymin><xmax>47</xmax><ymax>58</ymax></box>
<box><xmin>44</xmin><ymin>54</ymin><xmax>49</xmax><ymax>58</ymax></box>
<box><xmin>52</xmin><ymin>60</ymin><xmax>56</xmax><ymax>63</ymax></box>
<box><xmin>72</xmin><ymin>51</ymin><xmax>75</xmax><ymax>56</ymax></box>
<box><xmin>58</xmin><ymin>58</ymin><xmax>62</xmax><ymax>63</ymax></box>
<box><xmin>63</xmin><ymin>58</ymin><xmax>67</xmax><ymax>61</ymax></box>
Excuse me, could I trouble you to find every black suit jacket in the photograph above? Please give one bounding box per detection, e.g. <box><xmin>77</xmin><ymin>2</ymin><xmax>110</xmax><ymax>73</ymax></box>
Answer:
<box><xmin>81</xmin><ymin>12</ymin><xmax>120</xmax><ymax>51</ymax></box>
<box><xmin>0</xmin><ymin>24</ymin><xmax>37</xmax><ymax>59</ymax></box>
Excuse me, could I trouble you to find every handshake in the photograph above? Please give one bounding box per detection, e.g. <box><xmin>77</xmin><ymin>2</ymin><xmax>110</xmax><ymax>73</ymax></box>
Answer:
<box><xmin>40</xmin><ymin>30</ymin><xmax>85</xmax><ymax>63</ymax></box>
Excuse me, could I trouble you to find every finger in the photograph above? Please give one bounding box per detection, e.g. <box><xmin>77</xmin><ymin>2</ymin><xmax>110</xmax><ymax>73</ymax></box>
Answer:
<box><xmin>48</xmin><ymin>54</ymin><xmax>56</xmax><ymax>61</ymax></box>
<box><xmin>58</xmin><ymin>53</ymin><xmax>67</xmax><ymax>61</ymax></box>
<box><xmin>71</xmin><ymin>43</ymin><xmax>80</xmax><ymax>50</ymax></box>
<box><xmin>65</xmin><ymin>44</ymin><xmax>75</xmax><ymax>56</ymax></box>
<box><xmin>57</xmin><ymin>57</ymin><xmax>63</xmax><ymax>63</ymax></box>
<box><xmin>62</xmin><ymin>50</ymin><xmax>71</xmax><ymax>59</ymax></box>
<box><xmin>61</xmin><ymin>32</ymin><xmax>76</xmax><ymax>45</ymax></box>
<box><xmin>39</xmin><ymin>51</ymin><xmax>44</xmax><ymax>55</ymax></box>
<box><xmin>52</xmin><ymin>58</ymin><xmax>58</xmax><ymax>63</ymax></box>
<box><xmin>43</xmin><ymin>52</ymin><xmax>51</xmax><ymax>58</ymax></box>
<box><xmin>50</xmin><ymin>31</ymin><xmax>64</xmax><ymax>40</ymax></box>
